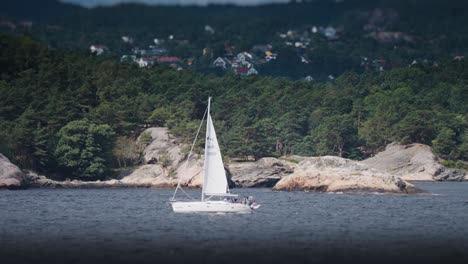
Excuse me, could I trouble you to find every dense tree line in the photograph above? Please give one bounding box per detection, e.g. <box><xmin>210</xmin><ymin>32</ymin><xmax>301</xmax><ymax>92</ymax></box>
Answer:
<box><xmin>0</xmin><ymin>34</ymin><xmax>466</xmax><ymax>180</ymax></box>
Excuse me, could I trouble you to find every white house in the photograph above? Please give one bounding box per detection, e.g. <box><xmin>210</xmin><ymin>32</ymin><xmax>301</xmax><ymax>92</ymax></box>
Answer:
<box><xmin>295</xmin><ymin>42</ymin><xmax>304</xmax><ymax>48</ymax></box>
<box><xmin>137</xmin><ymin>58</ymin><xmax>148</xmax><ymax>68</ymax></box>
<box><xmin>324</xmin><ymin>26</ymin><xmax>338</xmax><ymax>40</ymax></box>
<box><xmin>204</xmin><ymin>25</ymin><xmax>215</xmax><ymax>34</ymax></box>
<box><xmin>305</xmin><ymin>75</ymin><xmax>314</xmax><ymax>82</ymax></box>
<box><xmin>213</xmin><ymin>57</ymin><xmax>229</xmax><ymax>69</ymax></box>
<box><xmin>120</xmin><ymin>55</ymin><xmax>136</xmax><ymax>63</ymax></box>
<box><xmin>137</xmin><ymin>58</ymin><xmax>149</xmax><ymax>68</ymax></box>
<box><xmin>89</xmin><ymin>45</ymin><xmax>108</xmax><ymax>55</ymax></box>
<box><xmin>121</xmin><ymin>36</ymin><xmax>134</xmax><ymax>44</ymax></box>
<box><xmin>236</xmin><ymin>53</ymin><xmax>246</xmax><ymax>62</ymax></box>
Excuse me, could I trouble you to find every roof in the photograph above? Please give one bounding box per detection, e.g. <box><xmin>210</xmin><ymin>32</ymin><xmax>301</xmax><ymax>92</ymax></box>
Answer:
<box><xmin>158</xmin><ymin>56</ymin><xmax>181</xmax><ymax>63</ymax></box>
<box><xmin>142</xmin><ymin>57</ymin><xmax>158</xmax><ymax>62</ymax></box>
<box><xmin>236</xmin><ymin>67</ymin><xmax>249</xmax><ymax>74</ymax></box>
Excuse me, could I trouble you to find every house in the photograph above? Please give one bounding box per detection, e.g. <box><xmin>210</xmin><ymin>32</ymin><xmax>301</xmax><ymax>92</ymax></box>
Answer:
<box><xmin>367</xmin><ymin>31</ymin><xmax>413</xmax><ymax>43</ymax></box>
<box><xmin>295</xmin><ymin>42</ymin><xmax>305</xmax><ymax>48</ymax></box>
<box><xmin>287</xmin><ymin>30</ymin><xmax>295</xmax><ymax>38</ymax></box>
<box><xmin>146</xmin><ymin>48</ymin><xmax>168</xmax><ymax>56</ymax></box>
<box><xmin>252</xmin><ymin>44</ymin><xmax>272</xmax><ymax>53</ymax></box>
<box><xmin>360</xmin><ymin>56</ymin><xmax>369</xmax><ymax>64</ymax></box>
<box><xmin>235</xmin><ymin>67</ymin><xmax>249</xmax><ymax>76</ymax></box>
<box><xmin>300</xmin><ymin>56</ymin><xmax>309</xmax><ymax>64</ymax></box>
<box><xmin>410</xmin><ymin>58</ymin><xmax>434</xmax><ymax>66</ymax></box>
<box><xmin>137</xmin><ymin>57</ymin><xmax>158</xmax><ymax>67</ymax></box>
<box><xmin>18</xmin><ymin>21</ymin><xmax>33</xmax><ymax>27</ymax></box>
<box><xmin>454</xmin><ymin>55</ymin><xmax>465</xmax><ymax>61</ymax></box>
<box><xmin>137</xmin><ymin>58</ymin><xmax>149</xmax><ymax>68</ymax></box>
<box><xmin>323</xmin><ymin>26</ymin><xmax>338</xmax><ymax>40</ymax></box>
<box><xmin>89</xmin><ymin>45</ymin><xmax>108</xmax><ymax>55</ymax></box>
<box><xmin>305</xmin><ymin>75</ymin><xmax>314</xmax><ymax>82</ymax></box>
<box><xmin>187</xmin><ymin>58</ymin><xmax>195</xmax><ymax>66</ymax></box>
<box><xmin>203</xmin><ymin>48</ymin><xmax>212</xmax><ymax>57</ymax></box>
<box><xmin>204</xmin><ymin>25</ymin><xmax>215</xmax><ymax>34</ymax></box>
<box><xmin>236</xmin><ymin>53</ymin><xmax>245</xmax><ymax>62</ymax></box>
<box><xmin>157</xmin><ymin>56</ymin><xmax>181</xmax><ymax>64</ymax></box>
<box><xmin>372</xmin><ymin>59</ymin><xmax>386</xmax><ymax>71</ymax></box>
<box><xmin>328</xmin><ymin>75</ymin><xmax>335</xmax><ymax>80</ymax></box>
<box><xmin>311</xmin><ymin>26</ymin><xmax>318</xmax><ymax>34</ymax></box>
<box><xmin>121</xmin><ymin>36</ymin><xmax>134</xmax><ymax>44</ymax></box>
<box><xmin>247</xmin><ymin>67</ymin><xmax>258</xmax><ymax>76</ymax></box>
<box><xmin>265</xmin><ymin>51</ymin><xmax>277</xmax><ymax>61</ymax></box>
<box><xmin>176</xmin><ymin>40</ymin><xmax>190</xmax><ymax>45</ymax></box>
<box><xmin>133</xmin><ymin>47</ymin><xmax>167</xmax><ymax>56</ymax></box>
<box><xmin>120</xmin><ymin>55</ymin><xmax>136</xmax><ymax>63</ymax></box>
<box><xmin>236</xmin><ymin>52</ymin><xmax>253</xmax><ymax>62</ymax></box>
<box><xmin>0</xmin><ymin>20</ymin><xmax>16</xmax><ymax>30</ymax></box>
<box><xmin>213</xmin><ymin>57</ymin><xmax>230</xmax><ymax>69</ymax></box>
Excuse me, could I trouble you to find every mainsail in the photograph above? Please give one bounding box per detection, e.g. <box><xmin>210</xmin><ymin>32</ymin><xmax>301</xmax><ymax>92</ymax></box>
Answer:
<box><xmin>202</xmin><ymin>99</ymin><xmax>228</xmax><ymax>199</ymax></box>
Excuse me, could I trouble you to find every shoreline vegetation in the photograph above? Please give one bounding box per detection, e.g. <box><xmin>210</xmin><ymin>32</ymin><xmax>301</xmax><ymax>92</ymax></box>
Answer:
<box><xmin>1</xmin><ymin>127</ymin><xmax>465</xmax><ymax>194</ymax></box>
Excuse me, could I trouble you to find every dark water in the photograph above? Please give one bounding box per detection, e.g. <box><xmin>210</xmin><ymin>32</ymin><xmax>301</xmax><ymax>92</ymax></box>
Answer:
<box><xmin>1</xmin><ymin>182</ymin><xmax>468</xmax><ymax>264</ymax></box>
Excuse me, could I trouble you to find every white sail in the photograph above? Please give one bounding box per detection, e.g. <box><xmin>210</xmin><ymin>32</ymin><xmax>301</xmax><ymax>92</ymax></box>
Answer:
<box><xmin>202</xmin><ymin>111</ymin><xmax>228</xmax><ymax>197</ymax></box>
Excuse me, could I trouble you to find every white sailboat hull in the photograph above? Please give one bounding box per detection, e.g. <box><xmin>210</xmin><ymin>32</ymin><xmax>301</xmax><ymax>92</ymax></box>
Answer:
<box><xmin>171</xmin><ymin>201</ymin><xmax>252</xmax><ymax>213</ymax></box>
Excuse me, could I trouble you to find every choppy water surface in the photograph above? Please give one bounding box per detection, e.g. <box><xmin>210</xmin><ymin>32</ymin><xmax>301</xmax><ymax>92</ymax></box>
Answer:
<box><xmin>1</xmin><ymin>182</ymin><xmax>468</xmax><ymax>264</ymax></box>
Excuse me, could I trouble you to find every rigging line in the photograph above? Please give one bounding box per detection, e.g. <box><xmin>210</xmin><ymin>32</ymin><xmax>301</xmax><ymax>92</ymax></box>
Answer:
<box><xmin>171</xmin><ymin>108</ymin><xmax>208</xmax><ymax>201</ymax></box>
<box><xmin>175</xmin><ymin>169</ymin><xmax>202</xmax><ymax>200</ymax></box>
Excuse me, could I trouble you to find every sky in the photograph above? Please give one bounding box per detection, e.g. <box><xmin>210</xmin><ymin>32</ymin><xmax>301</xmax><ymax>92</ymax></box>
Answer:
<box><xmin>60</xmin><ymin>0</ymin><xmax>290</xmax><ymax>7</ymax></box>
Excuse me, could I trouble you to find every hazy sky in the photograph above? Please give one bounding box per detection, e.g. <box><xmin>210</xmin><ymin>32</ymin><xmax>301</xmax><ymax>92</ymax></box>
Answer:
<box><xmin>61</xmin><ymin>0</ymin><xmax>290</xmax><ymax>7</ymax></box>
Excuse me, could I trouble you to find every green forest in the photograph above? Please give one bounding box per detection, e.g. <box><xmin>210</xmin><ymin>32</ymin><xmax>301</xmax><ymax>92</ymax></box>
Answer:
<box><xmin>0</xmin><ymin>34</ymin><xmax>467</xmax><ymax>180</ymax></box>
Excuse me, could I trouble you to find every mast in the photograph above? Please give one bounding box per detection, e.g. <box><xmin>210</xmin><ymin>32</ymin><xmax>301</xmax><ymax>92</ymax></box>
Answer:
<box><xmin>201</xmin><ymin>97</ymin><xmax>211</xmax><ymax>201</ymax></box>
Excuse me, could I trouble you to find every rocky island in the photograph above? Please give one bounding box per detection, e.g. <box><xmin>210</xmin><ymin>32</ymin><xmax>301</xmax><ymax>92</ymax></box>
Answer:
<box><xmin>1</xmin><ymin>127</ymin><xmax>465</xmax><ymax>193</ymax></box>
<box><xmin>272</xmin><ymin>156</ymin><xmax>422</xmax><ymax>194</ymax></box>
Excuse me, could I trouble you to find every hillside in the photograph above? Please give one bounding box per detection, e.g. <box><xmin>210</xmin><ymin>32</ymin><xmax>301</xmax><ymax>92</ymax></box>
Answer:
<box><xmin>1</xmin><ymin>0</ymin><xmax>468</xmax><ymax>79</ymax></box>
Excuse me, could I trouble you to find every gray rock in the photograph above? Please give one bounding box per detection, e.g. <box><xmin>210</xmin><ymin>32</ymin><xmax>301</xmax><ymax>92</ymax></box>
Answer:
<box><xmin>362</xmin><ymin>142</ymin><xmax>465</xmax><ymax>181</ymax></box>
<box><xmin>228</xmin><ymin>157</ymin><xmax>295</xmax><ymax>187</ymax></box>
<box><xmin>273</xmin><ymin>156</ymin><xmax>424</xmax><ymax>194</ymax></box>
<box><xmin>140</xmin><ymin>127</ymin><xmax>185</xmax><ymax>168</ymax></box>
<box><xmin>0</xmin><ymin>153</ymin><xmax>25</xmax><ymax>189</ymax></box>
<box><xmin>433</xmin><ymin>167</ymin><xmax>466</xmax><ymax>181</ymax></box>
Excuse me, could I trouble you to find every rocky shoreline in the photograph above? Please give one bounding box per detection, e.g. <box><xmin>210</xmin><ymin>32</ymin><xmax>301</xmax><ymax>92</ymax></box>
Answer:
<box><xmin>272</xmin><ymin>156</ymin><xmax>427</xmax><ymax>194</ymax></box>
<box><xmin>1</xmin><ymin>127</ymin><xmax>466</xmax><ymax>193</ymax></box>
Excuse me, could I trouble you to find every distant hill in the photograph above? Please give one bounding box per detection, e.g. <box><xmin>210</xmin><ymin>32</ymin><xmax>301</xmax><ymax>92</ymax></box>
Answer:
<box><xmin>0</xmin><ymin>0</ymin><xmax>82</xmax><ymax>21</ymax></box>
<box><xmin>1</xmin><ymin>0</ymin><xmax>468</xmax><ymax>79</ymax></box>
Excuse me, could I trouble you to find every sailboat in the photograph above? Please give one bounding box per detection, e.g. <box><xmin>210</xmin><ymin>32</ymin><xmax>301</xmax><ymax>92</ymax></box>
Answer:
<box><xmin>170</xmin><ymin>97</ymin><xmax>260</xmax><ymax>213</ymax></box>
